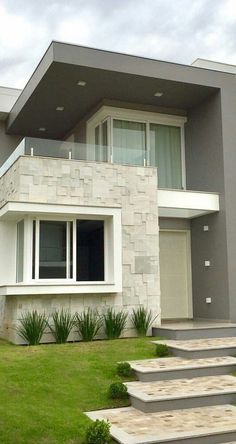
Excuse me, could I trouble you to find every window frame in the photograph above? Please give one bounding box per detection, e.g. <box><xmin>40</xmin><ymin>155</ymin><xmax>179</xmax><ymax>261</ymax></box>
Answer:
<box><xmin>30</xmin><ymin>215</ymin><xmax>109</xmax><ymax>284</ymax></box>
<box><xmin>87</xmin><ymin>106</ymin><xmax>187</xmax><ymax>189</ymax></box>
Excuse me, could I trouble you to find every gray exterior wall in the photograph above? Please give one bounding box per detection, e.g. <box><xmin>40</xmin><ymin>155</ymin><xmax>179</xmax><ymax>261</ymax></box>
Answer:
<box><xmin>220</xmin><ymin>81</ymin><xmax>236</xmax><ymax>322</ymax></box>
<box><xmin>0</xmin><ymin>121</ymin><xmax>22</xmax><ymax>167</ymax></box>
<box><xmin>185</xmin><ymin>91</ymin><xmax>229</xmax><ymax>320</ymax></box>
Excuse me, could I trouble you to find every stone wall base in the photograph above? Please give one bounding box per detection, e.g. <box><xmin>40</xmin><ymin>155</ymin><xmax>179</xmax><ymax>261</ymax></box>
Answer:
<box><xmin>1</xmin><ymin>293</ymin><xmax>160</xmax><ymax>344</ymax></box>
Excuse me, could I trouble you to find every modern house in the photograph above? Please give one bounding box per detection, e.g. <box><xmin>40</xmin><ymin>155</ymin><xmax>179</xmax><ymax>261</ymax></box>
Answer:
<box><xmin>0</xmin><ymin>42</ymin><xmax>235</xmax><ymax>343</ymax></box>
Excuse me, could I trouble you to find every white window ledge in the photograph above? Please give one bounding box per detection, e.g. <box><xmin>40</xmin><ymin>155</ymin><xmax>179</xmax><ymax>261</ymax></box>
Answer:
<box><xmin>0</xmin><ymin>282</ymin><xmax>121</xmax><ymax>296</ymax></box>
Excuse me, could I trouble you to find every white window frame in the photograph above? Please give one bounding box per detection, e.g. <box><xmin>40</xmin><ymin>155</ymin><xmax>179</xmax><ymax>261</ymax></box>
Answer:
<box><xmin>33</xmin><ymin>217</ymin><xmax>75</xmax><ymax>282</ymax></box>
<box><xmin>86</xmin><ymin>105</ymin><xmax>187</xmax><ymax>189</ymax></box>
<box><xmin>31</xmin><ymin>215</ymin><xmax>109</xmax><ymax>284</ymax></box>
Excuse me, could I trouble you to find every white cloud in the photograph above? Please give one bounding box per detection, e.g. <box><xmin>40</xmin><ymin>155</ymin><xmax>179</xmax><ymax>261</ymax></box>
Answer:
<box><xmin>0</xmin><ymin>0</ymin><xmax>236</xmax><ymax>88</ymax></box>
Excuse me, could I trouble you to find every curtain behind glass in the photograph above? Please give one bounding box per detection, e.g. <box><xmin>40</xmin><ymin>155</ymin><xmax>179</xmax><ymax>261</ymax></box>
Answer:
<box><xmin>150</xmin><ymin>124</ymin><xmax>182</xmax><ymax>189</ymax></box>
<box><xmin>113</xmin><ymin>119</ymin><xmax>146</xmax><ymax>165</ymax></box>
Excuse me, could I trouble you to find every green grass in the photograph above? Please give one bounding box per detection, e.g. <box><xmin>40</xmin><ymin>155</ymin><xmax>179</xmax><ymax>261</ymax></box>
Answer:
<box><xmin>0</xmin><ymin>337</ymin><xmax>154</xmax><ymax>444</ymax></box>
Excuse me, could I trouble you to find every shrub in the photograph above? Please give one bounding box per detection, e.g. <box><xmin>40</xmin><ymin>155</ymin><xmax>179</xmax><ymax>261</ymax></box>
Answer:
<box><xmin>117</xmin><ymin>362</ymin><xmax>133</xmax><ymax>377</ymax></box>
<box><xmin>75</xmin><ymin>308</ymin><xmax>102</xmax><ymax>341</ymax></box>
<box><xmin>103</xmin><ymin>308</ymin><xmax>127</xmax><ymax>339</ymax></box>
<box><xmin>48</xmin><ymin>309</ymin><xmax>75</xmax><ymax>344</ymax></box>
<box><xmin>17</xmin><ymin>310</ymin><xmax>48</xmax><ymax>345</ymax></box>
<box><xmin>86</xmin><ymin>419</ymin><xmax>111</xmax><ymax>444</ymax></box>
<box><xmin>131</xmin><ymin>307</ymin><xmax>156</xmax><ymax>337</ymax></box>
<box><xmin>108</xmin><ymin>382</ymin><xmax>129</xmax><ymax>399</ymax></box>
<box><xmin>156</xmin><ymin>343</ymin><xmax>170</xmax><ymax>357</ymax></box>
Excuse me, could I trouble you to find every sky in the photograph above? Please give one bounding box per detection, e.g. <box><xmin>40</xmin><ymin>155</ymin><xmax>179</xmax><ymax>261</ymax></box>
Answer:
<box><xmin>0</xmin><ymin>0</ymin><xmax>236</xmax><ymax>89</ymax></box>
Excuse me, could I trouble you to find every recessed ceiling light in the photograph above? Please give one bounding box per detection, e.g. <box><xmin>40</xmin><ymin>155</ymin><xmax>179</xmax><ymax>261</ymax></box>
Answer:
<box><xmin>77</xmin><ymin>80</ymin><xmax>87</xmax><ymax>86</ymax></box>
<box><xmin>56</xmin><ymin>106</ymin><xmax>64</xmax><ymax>111</ymax></box>
<box><xmin>154</xmin><ymin>91</ymin><xmax>163</xmax><ymax>97</ymax></box>
<box><xmin>38</xmin><ymin>127</ymin><xmax>46</xmax><ymax>131</ymax></box>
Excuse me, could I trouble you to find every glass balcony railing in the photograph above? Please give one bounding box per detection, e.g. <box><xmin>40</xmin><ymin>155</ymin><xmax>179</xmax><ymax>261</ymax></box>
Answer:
<box><xmin>0</xmin><ymin>137</ymin><xmax>148</xmax><ymax>178</ymax></box>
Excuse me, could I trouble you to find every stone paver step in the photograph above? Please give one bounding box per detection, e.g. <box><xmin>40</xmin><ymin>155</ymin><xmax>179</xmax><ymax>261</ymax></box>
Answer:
<box><xmin>153</xmin><ymin>337</ymin><xmax>236</xmax><ymax>358</ymax></box>
<box><xmin>128</xmin><ymin>356</ymin><xmax>236</xmax><ymax>381</ymax></box>
<box><xmin>126</xmin><ymin>374</ymin><xmax>236</xmax><ymax>412</ymax></box>
<box><xmin>86</xmin><ymin>404</ymin><xmax>236</xmax><ymax>444</ymax></box>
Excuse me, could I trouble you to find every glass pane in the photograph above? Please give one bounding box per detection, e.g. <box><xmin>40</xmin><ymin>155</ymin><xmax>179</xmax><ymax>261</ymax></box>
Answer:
<box><xmin>94</xmin><ymin>122</ymin><xmax>108</xmax><ymax>162</ymax></box>
<box><xmin>76</xmin><ymin>220</ymin><xmax>104</xmax><ymax>281</ymax></box>
<box><xmin>32</xmin><ymin>220</ymin><xmax>36</xmax><ymax>279</ymax></box>
<box><xmin>39</xmin><ymin>221</ymin><xmax>67</xmax><ymax>279</ymax></box>
<box><xmin>150</xmin><ymin>124</ymin><xmax>182</xmax><ymax>189</ymax></box>
<box><xmin>16</xmin><ymin>220</ymin><xmax>24</xmax><ymax>282</ymax></box>
<box><xmin>113</xmin><ymin>119</ymin><xmax>146</xmax><ymax>166</ymax></box>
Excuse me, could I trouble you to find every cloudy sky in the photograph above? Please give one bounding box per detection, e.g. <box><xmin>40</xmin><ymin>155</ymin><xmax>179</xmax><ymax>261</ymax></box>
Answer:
<box><xmin>0</xmin><ymin>0</ymin><xmax>236</xmax><ymax>88</ymax></box>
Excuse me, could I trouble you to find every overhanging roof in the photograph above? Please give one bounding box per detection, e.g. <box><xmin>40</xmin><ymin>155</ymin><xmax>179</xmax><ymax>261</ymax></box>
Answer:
<box><xmin>7</xmin><ymin>41</ymin><xmax>229</xmax><ymax>140</ymax></box>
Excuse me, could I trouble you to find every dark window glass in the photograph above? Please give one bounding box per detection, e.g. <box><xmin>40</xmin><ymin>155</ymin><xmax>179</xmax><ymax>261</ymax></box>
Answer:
<box><xmin>16</xmin><ymin>220</ymin><xmax>24</xmax><ymax>282</ymax></box>
<box><xmin>32</xmin><ymin>220</ymin><xmax>36</xmax><ymax>279</ymax></box>
<box><xmin>76</xmin><ymin>220</ymin><xmax>104</xmax><ymax>281</ymax></box>
<box><xmin>39</xmin><ymin>221</ymin><xmax>67</xmax><ymax>279</ymax></box>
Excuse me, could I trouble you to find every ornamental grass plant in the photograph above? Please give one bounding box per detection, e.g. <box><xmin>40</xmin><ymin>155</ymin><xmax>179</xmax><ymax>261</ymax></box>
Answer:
<box><xmin>17</xmin><ymin>310</ymin><xmax>48</xmax><ymax>345</ymax></box>
<box><xmin>48</xmin><ymin>309</ymin><xmax>75</xmax><ymax>344</ymax></box>
<box><xmin>75</xmin><ymin>308</ymin><xmax>102</xmax><ymax>341</ymax></box>
<box><xmin>131</xmin><ymin>307</ymin><xmax>156</xmax><ymax>337</ymax></box>
<box><xmin>103</xmin><ymin>308</ymin><xmax>127</xmax><ymax>339</ymax></box>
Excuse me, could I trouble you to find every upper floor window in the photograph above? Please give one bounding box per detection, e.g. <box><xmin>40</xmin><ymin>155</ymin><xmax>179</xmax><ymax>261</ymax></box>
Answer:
<box><xmin>88</xmin><ymin>107</ymin><xmax>186</xmax><ymax>190</ymax></box>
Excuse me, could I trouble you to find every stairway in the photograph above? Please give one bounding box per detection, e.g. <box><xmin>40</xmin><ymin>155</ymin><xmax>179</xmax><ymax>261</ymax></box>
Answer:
<box><xmin>86</xmin><ymin>324</ymin><xmax>236</xmax><ymax>444</ymax></box>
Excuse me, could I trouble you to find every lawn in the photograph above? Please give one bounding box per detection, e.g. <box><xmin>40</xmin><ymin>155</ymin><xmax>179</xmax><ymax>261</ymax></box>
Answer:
<box><xmin>0</xmin><ymin>337</ymin><xmax>155</xmax><ymax>444</ymax></box>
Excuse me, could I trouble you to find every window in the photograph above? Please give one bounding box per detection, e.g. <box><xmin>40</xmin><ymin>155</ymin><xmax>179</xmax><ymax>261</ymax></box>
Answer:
<box><xmin>76</xmin><ymin>220</ymin><xmax>104</xmax><ymax>281</ymax></box>
<box><xmin>32</xmin><ymin>218</ymin><xmax>105</xmax><ymax>281</ymax></box>
<box><xmin>113</xmin><ymin>119</ymin><xmax>146</xmax><ymax>166</ymax></box>
<box><xmin>16</xmin><ymin>220</ymin><xmax>24</xmax><ymax>282</ymax></box>
<box><xmin>95</xmin><ymin>119</ymin><xmax>108</xmax><ymax>162</ymax></box>
<box><xmin>87</xmin><ymin>106</ymin><xmax>186</xmax><ymax>189</ymax></box>
<box><xmin>150</xmin><ymin>124</ymin><xmax>182</xmax><ymax>189</ymax></box>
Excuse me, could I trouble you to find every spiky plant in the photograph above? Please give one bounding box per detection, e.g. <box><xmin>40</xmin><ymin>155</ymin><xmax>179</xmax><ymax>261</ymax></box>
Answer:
<box><xmin>103</xmin><ymin>308</ymin><xmax>127</xmax><ymax>339</ymax></box>
<box><xmin>131</xmin><ymin>307</ymin><xmax>156</xmax><ymax>337</ymax></box>
<box><xmin>17</xmin><ymin>310</ymin><xmax>48</xmax><ymax>345</ymax></box>
<box><xmin>75</xmin><ymin>308</ymin><xmax>102</xmax><ymax>341</ymax></box>
<box><xmin>48</xmin><ymin>309</ymin><xmax>75</xmax><ymax>344</ymax></box>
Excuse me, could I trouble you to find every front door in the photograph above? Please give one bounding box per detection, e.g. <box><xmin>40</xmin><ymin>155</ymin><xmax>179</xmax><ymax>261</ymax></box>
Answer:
<box><xmin>159</xmin><ymin>230</ymin><xmax>192</xmax><ymax>319</ymax></box>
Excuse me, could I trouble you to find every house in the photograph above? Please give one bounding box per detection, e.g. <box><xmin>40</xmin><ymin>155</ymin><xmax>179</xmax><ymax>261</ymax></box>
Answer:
<box><xmin>0</xmin><ymin>41</ymin><xmax>235</xmax><ymax>344</ymax></box>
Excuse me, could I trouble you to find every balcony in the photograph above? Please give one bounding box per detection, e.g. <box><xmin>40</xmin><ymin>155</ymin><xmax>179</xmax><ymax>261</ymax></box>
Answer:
<box><xmin>0</xmin><ymin>137</ymin><xmax>219</xmax><ymax>219</ymax></box>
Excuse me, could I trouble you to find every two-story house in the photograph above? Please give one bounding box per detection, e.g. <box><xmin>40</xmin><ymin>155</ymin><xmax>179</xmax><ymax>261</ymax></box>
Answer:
<box><xmin>1</xmin><ymin>41</ymin><xmax>235</xmax><ymax>344</ymax></box>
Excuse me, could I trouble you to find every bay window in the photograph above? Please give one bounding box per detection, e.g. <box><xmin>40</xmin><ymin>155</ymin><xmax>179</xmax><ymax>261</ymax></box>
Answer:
<box><xmin>87</xmin><ymin>107</ymin><xmax>186</xmax><ymax>189</ymax></box>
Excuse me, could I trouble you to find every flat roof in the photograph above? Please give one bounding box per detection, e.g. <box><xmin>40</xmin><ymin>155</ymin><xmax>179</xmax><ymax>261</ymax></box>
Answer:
<box><xmin>7</xmin><ymin>41</ymin><xmax>231</xmax><ymax>139</ymax></box>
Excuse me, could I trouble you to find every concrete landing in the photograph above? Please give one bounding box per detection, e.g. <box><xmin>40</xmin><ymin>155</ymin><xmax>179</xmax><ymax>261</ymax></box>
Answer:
<box><xmin>87</xmin><ymin>404</ymin><xmax>236</xmax><ymax>444</ymax></box>
<box><xmin>126</xmin><ymin>374</ymin><xmax>236</xmax><ymax>412</ymax></box>
<box><xmin>128</xmin><ymin>356</ymin><xmax>236</xmax><ymax>381</ymax></box>
<box><xmin>153</xmin><ymin>321</ymin><xmax>236</xmax><ymax>340</ymax></box>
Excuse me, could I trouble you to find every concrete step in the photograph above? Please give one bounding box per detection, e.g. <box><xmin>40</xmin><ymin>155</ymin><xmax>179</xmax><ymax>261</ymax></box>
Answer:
<box><xmin>152</xmin><ymin>337</ymin><xmax>236</xmax><ymax>358</ymax></box>
<box><xmin>126</xmin><ymin>374</ymin><xmax>236</xmax><ymax>413</ymax></box>
<box><xmin>86</xmin><ymin>404</ymin><xmax>236</xmax><ymax>444</ymax></box>
<box><xmin>153</xmin><ymin>322</ymin><xmax>236</xmax><ymax>340</ymax></box>
<box><xmin>128</xmin><ymin>356</ymin><xmax>236</xmax><ymax>381</ymax></box>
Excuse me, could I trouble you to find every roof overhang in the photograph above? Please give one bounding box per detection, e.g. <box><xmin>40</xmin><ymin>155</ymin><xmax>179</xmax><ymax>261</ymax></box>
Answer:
<box><xmin>6</xmin><ymin>41</ymin><xmax>227</xmax><ymax>140</ymax></box>
<box><xmin>158</xmin><ymin>189</ymin><xmax>220</xmax><ymax>219</ymax></box>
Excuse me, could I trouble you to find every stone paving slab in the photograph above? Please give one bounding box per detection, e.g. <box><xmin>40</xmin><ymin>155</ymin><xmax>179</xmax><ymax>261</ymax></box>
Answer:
<box><xmin>86</xmin><ymin>404</ymin><xmax>236</xmax><ymax>444</ymax></box>
<box><xmin>128</xmin><ymin>356</ymin><xmax>236</xmax><ymax>373</ymax></box>
<box><xmin>153</xmin><ymin>337</ymin><xmax>236</xmax><ymax>351</ymax></box>
<box><xmin>126</xmin><ymin>375</ymin><xmax>236</xmax><ymax>401</ymax></box>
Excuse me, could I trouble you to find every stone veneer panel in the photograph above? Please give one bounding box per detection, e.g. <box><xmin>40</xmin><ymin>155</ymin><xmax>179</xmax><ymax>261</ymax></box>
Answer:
<box><xmin>0</xmin><ymin>156</ymin><xmax>160</xmax><ymax>343</ymax></box>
